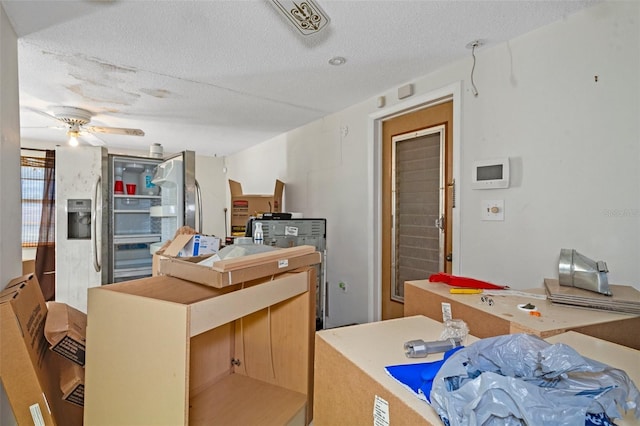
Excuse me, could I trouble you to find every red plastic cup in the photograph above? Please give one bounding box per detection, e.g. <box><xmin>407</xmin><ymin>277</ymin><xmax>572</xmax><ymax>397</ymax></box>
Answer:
<box><xmin>114</xmin><ymin>180</ymin><xmax>124</xmax><ymax>194</ymax></box>
<box><xmin>126</xmin><ymin>184</ymin><xmax>137</xmax><ymax>195</ymax></box>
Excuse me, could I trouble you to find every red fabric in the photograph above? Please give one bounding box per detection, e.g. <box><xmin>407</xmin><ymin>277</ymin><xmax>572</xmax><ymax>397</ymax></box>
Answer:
<box><xmin>428</xmin><ymin>272</ymin><xmax>509</xmax><ymax>290</ymax></box>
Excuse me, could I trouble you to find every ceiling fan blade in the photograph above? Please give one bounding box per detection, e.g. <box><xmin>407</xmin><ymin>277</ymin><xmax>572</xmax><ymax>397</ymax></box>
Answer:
<box><xmin>22</xmin><ymin>107</ymin><xmax>67</xmax><ymax>125</ymax></box>
<box><xmin>86</xmin><ymin>126</ymin><xmax>145</xmax><ymax>136</ymax></box>
<box><xmin>21</xmin><ymin>125</ymin><xmax>65</xmax><ymax>130</ymax></box>
<box><xmin>79</xmin><ymin>132</ymin><xmax>106</xmax><ymax>147</ymax></box>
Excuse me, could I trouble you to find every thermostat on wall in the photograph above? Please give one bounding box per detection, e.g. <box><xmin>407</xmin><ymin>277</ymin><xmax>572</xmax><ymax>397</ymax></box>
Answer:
<box><xmin>472</xmin><ymin>158</ymin><xmax>510</xmax><ymax>189</ymax></box>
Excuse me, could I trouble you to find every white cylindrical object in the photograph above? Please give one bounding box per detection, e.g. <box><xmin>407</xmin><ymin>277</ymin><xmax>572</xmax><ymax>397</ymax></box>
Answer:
<box><xmin>149</xmin><ymin>143</ymin><xmax>163</xmax><ymax>158</ymax></box>
<box><xmin>253</xmin><ymin>222</ymin><xmax>264</xmax><ymax>244</ymax></box>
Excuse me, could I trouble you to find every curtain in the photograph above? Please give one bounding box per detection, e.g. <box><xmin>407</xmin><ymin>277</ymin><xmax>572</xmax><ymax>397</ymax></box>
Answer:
<box><xmin>34</xmin><ymin>150</ymin><xmax>56</xmax><ymax>301</ymax></box>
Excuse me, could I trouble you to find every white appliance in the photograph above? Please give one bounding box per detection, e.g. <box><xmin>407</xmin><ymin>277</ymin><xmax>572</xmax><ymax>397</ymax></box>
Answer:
<box><xmin>55</xmin><ymin>147</ymin><xmax>198</xmax><ymax>313</ymax></box>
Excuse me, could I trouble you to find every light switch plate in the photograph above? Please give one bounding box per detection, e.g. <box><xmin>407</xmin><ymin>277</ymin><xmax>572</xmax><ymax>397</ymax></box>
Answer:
<box><xmin>482</xmin><ymin>200</ymin><xmax>504</xmax><ymax>221</ymax></box>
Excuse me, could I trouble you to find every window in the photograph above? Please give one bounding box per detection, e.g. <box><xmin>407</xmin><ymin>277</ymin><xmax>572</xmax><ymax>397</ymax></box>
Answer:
<box><xmin>20</xmin><ymin>154</ymin><xmax>55</xmax><ymax>247</ymax></box>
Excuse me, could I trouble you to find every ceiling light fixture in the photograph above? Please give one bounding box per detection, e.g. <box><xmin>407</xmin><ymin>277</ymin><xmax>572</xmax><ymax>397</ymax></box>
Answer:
<box><xmin>67</xmin><ymin>123</ymin><xmax>81</xmax><ymax>146</ymax></box>
<box><xmin>328</xmin><ymin>56</ymin><xmax>346</xmax><ymax>66</ymax></box>
<box><xmin>271</xmin><ymin>0</ymin><xmax>330</xmax><ymax>36</ymax></box>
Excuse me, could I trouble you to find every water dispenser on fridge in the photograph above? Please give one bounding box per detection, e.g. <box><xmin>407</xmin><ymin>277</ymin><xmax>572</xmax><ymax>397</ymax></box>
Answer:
<box><xmin>67</xmin><ymin>199</ymin><xmax>92</xmax><ymax>239</ymax></box>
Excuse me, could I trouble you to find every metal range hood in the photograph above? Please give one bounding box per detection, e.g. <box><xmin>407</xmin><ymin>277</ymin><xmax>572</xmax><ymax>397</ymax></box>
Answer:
<box><xmin>558</xmin><ymin>249</ymin><xmax>611</xmax><ymax>296</ymax></box>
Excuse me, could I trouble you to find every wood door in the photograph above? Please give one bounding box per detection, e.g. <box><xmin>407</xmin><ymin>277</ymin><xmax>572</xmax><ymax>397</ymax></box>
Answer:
<box><xmin>381</xmin><ymin>101</ymin><xmax>454</xmax><ymax>319</ymax></box>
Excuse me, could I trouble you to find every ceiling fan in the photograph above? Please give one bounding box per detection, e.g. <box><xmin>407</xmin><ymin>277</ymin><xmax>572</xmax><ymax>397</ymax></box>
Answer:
<box><xmin>29</xmin><ymin>106</ymin><xmax>145</xmax><ymax>146</ymax></box>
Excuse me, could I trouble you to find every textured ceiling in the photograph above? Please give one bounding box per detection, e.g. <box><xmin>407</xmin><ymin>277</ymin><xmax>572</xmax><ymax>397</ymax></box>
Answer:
<box><xmin>4</xmin><ymin>0</ymin><xmax>597</xmax><ymax>157</ymax></box>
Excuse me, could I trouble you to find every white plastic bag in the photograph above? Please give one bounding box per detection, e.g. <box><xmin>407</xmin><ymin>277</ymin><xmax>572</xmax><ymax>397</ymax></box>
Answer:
<box><xmin>429</xmin><ymin>333</ymin><xmax>639</xmax><ymax>426</ymax></box>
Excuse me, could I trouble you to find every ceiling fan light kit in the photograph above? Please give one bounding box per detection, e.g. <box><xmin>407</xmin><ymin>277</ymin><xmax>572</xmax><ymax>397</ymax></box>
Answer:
<box><xmin>271</xmin><ymin>0</ymin><xmax>330</xmax><ymax>36</ymax></box>
<box><xmin>36</xmin><ymin>106</ymin><xmax>145</xmax><ymax>147</ymax></box>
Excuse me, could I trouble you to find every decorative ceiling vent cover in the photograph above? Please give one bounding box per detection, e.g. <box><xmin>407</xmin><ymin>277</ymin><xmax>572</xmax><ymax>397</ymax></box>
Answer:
<box><xmin>271</xmin><ymin>0</ymin><xmax>330</xmax><ymax>35</ymax></box>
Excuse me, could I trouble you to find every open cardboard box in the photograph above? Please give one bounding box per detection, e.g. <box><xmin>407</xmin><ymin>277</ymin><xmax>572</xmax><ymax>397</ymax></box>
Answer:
<box><xmin>229</xmin><ymin>179</ymin><xmax>284</xmax><ymax>236</ymax></box>
<box><xmin>162</xmin><ymin>234</ymin><xmax>221</xmax><ymax>258</ymax></box>
<box><xmin>0</xmin><ymin>274</ymin><xmax>83</xmax><ymax>425</ymax></box>
<box><xmin>152</xmin><ymin>233</ymin><xmax>220</xmax><ymax>276</ymax></box>
<box><xmin>159</xmin><ymin>245</ymin><xmax>320</xmax><ymax>288</ymax></box>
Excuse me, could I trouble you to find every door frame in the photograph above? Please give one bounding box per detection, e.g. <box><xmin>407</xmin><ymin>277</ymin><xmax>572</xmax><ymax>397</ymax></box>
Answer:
<box><xmin>367</xmin><ymin>82</ymin><xmax>462</xmax><ymax>322</ymax></box>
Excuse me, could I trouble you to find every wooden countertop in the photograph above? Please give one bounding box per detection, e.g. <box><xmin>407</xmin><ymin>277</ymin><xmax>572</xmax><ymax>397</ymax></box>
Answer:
<box><xmin>405</xmin><ymin>280</ymin><xmax>640</xmax><ymax>348</ymax></box>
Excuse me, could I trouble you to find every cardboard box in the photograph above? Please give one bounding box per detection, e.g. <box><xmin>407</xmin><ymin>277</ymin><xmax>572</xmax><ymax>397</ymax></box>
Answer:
<box><xmin>229</xmin><ymin>179</ymin><xmax>284</xmax><ymax>236</ymax></box>
<box><xmin>159</xmin><ymin>245</ymin><xmax>320</xmax><ymax>288</ymax></box>
<box><xmin>44</xmin><ymin>302</ymin><xmax>87</xmax><ymax>366</ymax></box>
<box><xmin>58</xmin><ymin>358</ymin><xmax>84</xmax><ymax>407</ymax></box>
<box><xmin>163</xmin><ymin>234</ymin><xmax>221</xmax><ymax>258</ymax></box>
<box><xmin>0</xmin><ymin>274</ymin><xmax>83</xmax><ymax>425</ymax></box>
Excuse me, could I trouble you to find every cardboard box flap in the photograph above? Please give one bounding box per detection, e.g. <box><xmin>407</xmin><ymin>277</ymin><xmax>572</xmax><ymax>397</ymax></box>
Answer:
<box><xmin>2</xmin><ymin>272</ymin><xmax>35</xmax><ymax>293</ymax></box>
<box><xmin>59</xmin><ymin>359</ymin><xmax>85</xmax><ymax>407</ymax></box>
<box><xmin>45</xmin><ymin>302</ymin><xmax>87</xmax><ymax>366</ymax></box>
<box><xmin>274</xmin><ymin>179</ymin><xmax>285</xmax><ymax>198</ymax></box>
<box><xmin>163</xmin><ymin>234</ymin><xmax>197</xmax><ymax>257</ymax></box>
<box><xmin>44</xmin><ymin>302</ymin><xmax>87</xmax><ymax>346</ymax></box>
<box><xmin>162</xmin><ymin>234</ymin><xmax>221</xmax><ymax>258</ymax></box>
<box><xmin>229</xmin><ymin>179</ymin><xmax>285</xmax><ymax>198</ymax></box>
<box><xmin>229</xmin><ymin>179</ymin><xmax>243</xmax><ymax>196</ymax></box>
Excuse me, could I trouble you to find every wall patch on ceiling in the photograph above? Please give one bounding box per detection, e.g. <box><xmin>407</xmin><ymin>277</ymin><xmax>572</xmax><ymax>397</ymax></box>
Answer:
<box><xmin>271</xmin><ymin>0</ymin><xmax>330</xmax><ymax>35</ymax></box>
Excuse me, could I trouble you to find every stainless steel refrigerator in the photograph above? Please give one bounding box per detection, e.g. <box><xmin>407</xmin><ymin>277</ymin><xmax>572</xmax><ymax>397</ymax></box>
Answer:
<box><xmin>55</xmin><ymin>146</ymin><xmax>197</xmax><ymax>313</ymax></box>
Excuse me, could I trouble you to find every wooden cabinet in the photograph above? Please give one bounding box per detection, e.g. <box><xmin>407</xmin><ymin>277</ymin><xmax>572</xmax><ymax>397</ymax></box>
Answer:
<box><xmin>84</xmin><ymin>267</ymin><xmax>316</xmax><ymax>425</ymax></box>
<box><xmin>314</xmin><ymin>315</ymin><xmax>480</xmax><ymax>425</ymax></box>
<box><xmin>314</xmin><ymin>316</ymin><xmax>640</xmax><ymax>426</ymax></box>
<box><xmin>404</xmin><ymin>279</ymin><xmax>640</xmax><ymax>349</ymax></box>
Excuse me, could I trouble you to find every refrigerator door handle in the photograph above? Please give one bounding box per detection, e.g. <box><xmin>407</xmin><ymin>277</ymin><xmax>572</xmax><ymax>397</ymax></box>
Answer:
<box><xmin>195</xmin><ymin>179</ymin><xmax>203</xmax><ymax>233</ymax></box>
<box><xmin>92</xmin><ymin>175</ymin><xmax>102</xmax><ymax>272</ymax></box>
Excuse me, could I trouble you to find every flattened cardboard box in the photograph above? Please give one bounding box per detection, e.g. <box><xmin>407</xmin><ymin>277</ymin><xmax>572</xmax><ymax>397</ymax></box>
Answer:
<box><xmin>45</xmin><ymin>301</ymin><xmax>87</xmax><ymax>366</ymax></box>
<box><xmin>229</xmin><ymin>179</ymin><xmax>284</xmax><ymax>236</ymax></box>
<box><xmin>0</xmin><ymin>274</ymin><xmax>83</xmax><ymax>425</ymax></box>
<box><xmin>159</xmin><ymin>245</ymin><xmax>320</xmax><ymax>288</ymax></box>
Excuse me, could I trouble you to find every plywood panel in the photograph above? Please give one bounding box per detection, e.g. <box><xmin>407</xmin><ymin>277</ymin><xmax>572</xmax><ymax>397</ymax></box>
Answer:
<box><xmin>84</xmin><ymin>288</ymin><xmax>189</xmax><ymax>426</ymax></box>
<box><xmin>190</xmin><ymin>272</ymin><xmax>308</xmax><ymax>336</ymax></box>
<box><xmin>189</xmin><ymin>323</ymin><xmax>234</xmax><ymax>396</ymax></box>
<box><xmin>189</xmin><ymin>374</ymin><xmax>306</xmax><ymax>426</ymax></box>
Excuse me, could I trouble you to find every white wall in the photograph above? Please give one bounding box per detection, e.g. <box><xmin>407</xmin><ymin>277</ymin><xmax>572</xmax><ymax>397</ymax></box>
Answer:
<box><xmin>227</xmin><ymin>1</ymin><xmax>640</xmax><ymax>328</ymax></box>
<box><xmin>0</xmin><ymin>4</ymin><xmax>21</xmax><ymax>425</ymax></box>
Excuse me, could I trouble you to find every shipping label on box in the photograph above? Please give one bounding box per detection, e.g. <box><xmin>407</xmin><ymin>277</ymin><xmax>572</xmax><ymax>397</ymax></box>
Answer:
<box><xmin>45</xmin><ymin>302</ymin><xmax>87</xmax><ymax>366</ymax></box>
